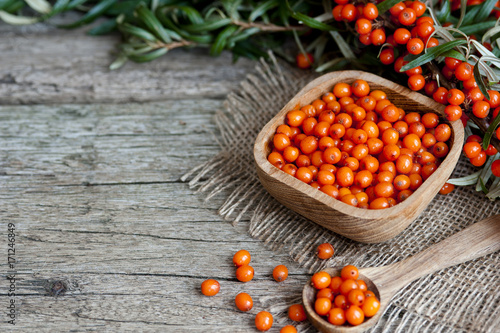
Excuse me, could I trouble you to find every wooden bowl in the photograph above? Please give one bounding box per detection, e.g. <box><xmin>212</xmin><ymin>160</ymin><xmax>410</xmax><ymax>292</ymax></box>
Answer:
<box><xmin>254</xmin><ymin>70</ymin><xmax>464</xmax><ymax>243</ymax></box>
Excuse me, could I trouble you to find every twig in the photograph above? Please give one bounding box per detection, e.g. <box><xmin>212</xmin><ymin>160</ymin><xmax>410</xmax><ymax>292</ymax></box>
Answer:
<box><xmin>426</xmin><ymin>62</ymin><xmax>455</xmax><ymax>90</ymax></box>
<box><xmin>232</xmin><ymin>21</ymin><xmax>307</xmax><ymax>32</ymax></box>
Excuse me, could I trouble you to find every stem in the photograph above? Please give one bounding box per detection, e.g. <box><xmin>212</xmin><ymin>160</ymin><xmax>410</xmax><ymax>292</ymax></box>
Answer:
<box><xmin>156</xmin><ymin>40</ymin><xmax>195</xmax><ymax>50</ymax></box>
<box><xmin>426</xmin><ymin>62</ymin><xmax>455</xmax><ymax>90</ymax></box>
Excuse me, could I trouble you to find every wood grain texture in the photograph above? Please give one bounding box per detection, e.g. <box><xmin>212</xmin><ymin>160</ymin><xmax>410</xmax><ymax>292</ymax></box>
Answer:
<box><xmin>0</xmin><ymin>23</ymin><xmax>310</xmax><ymax>332</ymax></box>
<box><xmin>254</xmin><ymin>71</ymin><xmax>465</xmax><ymax>243</ymax></box>
<box><xmin>302</xmin><ymin>215</ymin><xmax>500</xmax><ymax>333</ymax></box>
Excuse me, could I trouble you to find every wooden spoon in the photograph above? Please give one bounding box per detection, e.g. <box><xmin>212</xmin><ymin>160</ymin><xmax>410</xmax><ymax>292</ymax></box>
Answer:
<box><xmin>303</xmin><ymin>214</ymin><xmax>500</xmax><ymax>333</ymax></box>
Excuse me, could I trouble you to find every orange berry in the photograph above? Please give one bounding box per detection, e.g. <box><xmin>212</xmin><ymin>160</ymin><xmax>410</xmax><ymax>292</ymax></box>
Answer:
<box><xmin>311</xmin><ymin>271</ymin><xmax>332</xmax><ymax>289</ymax></box>
<box><xmin>236</xmin><ymin>265</ymin><xmax>254</xmax><ymax>282</ymax></box>
<box><xmin>201</xmin><ymin>279</ymin><xmax>220</xmax><ymax>296</ymax></box>
<box><xmin>296</xmin><ymin>53</ymin><xmax>314</xmax><ymax>69</ymax></box>
<box><xmin>317</xmin><ymin>243</ymin><xmax>335</xmax><ymax>259</ymax></box>
<box><xmin>273</xmin><ymin>265</ymin><xmax>289</xmax><ymax>282</ymax></box>
<box><xmin>280</xmin><ymin>325</ymin><xmax>297</xmax><ymax>333</ymax></box>
<box><xmin>288</xmin><ymin>304</ymin><xmax>307</xmax><ymax>322</ymax></box>
<box><xmin>315</xmin><ymin>297</ymin><xmax>333</xmax><ymax>316</ymax></box>
<box><xmin>362</xmin><ymin>296</ymin><xmax>381</xmax><ymax>317</ymax></box>
<box><xmin>327</xmin><ymin>307</ymin><xmax>346</xmax><ymax>325</ymax></box>
<box><xmin>345</xmin><ymin>305</ymin><xmax>365</xmax><ymax>326</ymax></box>
<box><xmin>235</xmin><ymin>292</ymin><xmax>253</xmax><ymax>311</ymax></box>
<box><xmin>233</xmin><ymin>249</ymin><xmax>251</xmax><ymax>267</ymax></box>
<box><xmin>255</xmin><ymin>311</ymin><xmax>273</xmax><ymax>331</ymax></box>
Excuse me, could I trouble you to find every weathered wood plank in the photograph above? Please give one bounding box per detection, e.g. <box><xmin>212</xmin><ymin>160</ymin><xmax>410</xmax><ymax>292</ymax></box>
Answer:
<box><xmin>0</xmin><ymin>27</ymin><xmax>255</xmax><ymax>105</ymax></box>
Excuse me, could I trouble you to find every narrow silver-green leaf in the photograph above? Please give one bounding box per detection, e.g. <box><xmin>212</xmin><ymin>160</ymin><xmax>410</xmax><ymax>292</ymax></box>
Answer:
<box><xmin>59</xmin><ymin>0</ymin><xmax>116</xmax><ymax>28</ymax></box>
<box><xmin>0</xmin><ymin>10</ymin><xmax>38</xmax><ymax>24</ymax></box>
<box><xmin>456</xmin><ymin>0</ymin><xmax>467</xmax><ymax>28</ymax></box>
<box><xmin>25</xmin><ymin>0</ymin><xmax>51</xmax><ymax>14</ymax></box>
<box><xmin>249</xmin><ymin>0</ymin><xmax>279</xmax><ymax>22</ymax></box>
<box><xmin>109</xmin><ymin>54</ymin><xmax>128</xmax><ymax>70</ymax></box>
<box><xmin>401</xmin><ymin>39</ymin><xmax>467</xmax><ymax>72</ymax></box>
<box><xmin>136</xmin><ymin>3</ymin><xmax>172</xmax><ymax>43</ymax></box>
<box><xmin>119</xmin><ymin>23</ymin><xmax>158</xmax><ymax>42</ymax></box>
<box><xmin>473</xmin><ymin>61</ymin><xmax>490</xmax><ymax>101</ymax></box>
<box><xmin>483</xmin><ymin>112</ymin><xmax>500</xmax><ymax>150</ymax></box>
<box><xmin>439</xmin><ymin>49</ymin><xmax>467</xmax><ymax>61</ymax></box>
<box><xmin>183</xmin><ymin>18</ymin><xmax>232</xmax><ymax>33</ymax></box>
<box><xmin>447</xmin><ymin>171</ymin><xmax>481</xmax><ymax>186</ymax></box>
<box><xmin>482</xmin><ymin>25</ymin><xmax>500</xmax><ymax>43</ymax></box>
<box><xmin>88</xmin><ymin>18</ymin><xmax>117</xmax><ymax>35</ymax></box>
<box><xmin>210</xmin><ymin>25</ymin><xmax>238</xmax><ymax>56</ymax></box>
<box><xmin>290</xmin><ymin>11</ymin><xmax>337</xmax><ymax>31</ymax></box>
<box><xmin>330</xmin><ymin>31</ymin><xmax>355</xmax><ymax>59</ymax></box>
<box><xmin>128</xmin><ymin>47</ymin><xmax>168</xmax><ymax>63</ymax></box>
<box><xmin>475</xmin><ymin>0</ymin><xmax>498</xmax><ymax>22</ymax></box>
<box><xmin>462</xmin><ymin>5</ymin><xmax>482</xmax><ymax>26</ymax></box>
<box><xmin>460</xmin><ymin>21</ymin><xmax>496</xmax><ymax>35</ymax></box>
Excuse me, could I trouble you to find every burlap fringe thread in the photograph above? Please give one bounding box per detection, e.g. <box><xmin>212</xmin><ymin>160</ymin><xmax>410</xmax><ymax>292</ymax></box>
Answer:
<box><xmin>182</xmin><ymin>53</ymin><xmax>500</xmax><ymax>333</ymax></box>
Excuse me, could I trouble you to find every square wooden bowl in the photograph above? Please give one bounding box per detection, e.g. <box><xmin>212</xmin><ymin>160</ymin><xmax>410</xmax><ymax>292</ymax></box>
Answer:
<box><xmin>254</xmin><ymin>70</ymin><xmax>464</xmax><ymax>243</ymax></box>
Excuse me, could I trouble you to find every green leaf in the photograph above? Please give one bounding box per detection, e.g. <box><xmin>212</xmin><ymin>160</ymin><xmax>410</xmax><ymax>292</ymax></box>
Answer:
<box><xmin>482</xmin><ymin>26</ymin><xmax>500</xmax><ymax>43</ymax></box>
<box><xmin>25</xmin><ymin>0</ymin><xmax>51</xmax><ymax>14</ymax></box>
<box><xmin>128</xmin><ymin>48</ymin><xmax>168</xmax><ymax>63</ymax></box>
<box><xmin>157</xmin><ymin>11</ymin><xmax>212</xmax><ymax>44</ymax></box>
<box><xmin>0</xmin><ymin>10</ymin><xmax>38</xmax><ymax>24</ymax></box>
<box><xmin>136</xmin><ymin>3</ymin><xmax>173</xmax><ymax>43</ymax></box>
<box><xmin>474</xmin><ymin>0</ymin><xmax>498</xmax><ymax>22</ymax></box>
<box><xmin>474</xmin><ymin>62</ymin><xmax>490</xmax><ymax>101</ymax></box>
<box><xmin>447</xmin><ymin>171</ymin><xmax>481</xmax><ymax>186</ymax></box>
<box><xmin>109</xmin><ymin>54</ymin><xmax>128</xmax><ymax>70</ymax></box>
<box><xmin>289</xmin><ymin>10</ymin><xmax>337</xmax><ymax>31</ymax></box>
<box><xmin>227</xmin><ymin>27</ymin><xmax>260</xmax><ymax>48</ymax></box>
<box><xmin>461</xmin><ymin>5</ymin><xmax>481</xmax><ymax>26</ymax></box>
<box><xmin>0</xmin><ymin>0</ymin><xmax>20</xmax><ymax>10</ymax></box>
<box><xmin>436</xmin><ymin>0</ymin><xmax>451</xmax><ymax>23</ymax></box>
<box><xmin>119</xmin><ymin>23</ymin><xmax>158</xmax><ymax>42</ymax></box>
<box><xmin>232</xmin><ymin>40</ymin><xmax>269</xmax><ymax>61</ymax></box>
<box><xmin>58</xmin><ymin>0</ymin><xmax>116</xmax><ymax>29</ymax></box>
<box><xmin>483</xmin><ymin>111</ymin><xmax>500</xmax><ymax>150</ymax></box>
<box><xmin>401</xmin><ymin>39</ymin><xmax>467</xmax><ymax>72</ymax></box>
<box><xmin>66</xmin><ymin>0</ymin><xmax>88</xmax><ymax>10</ymax></box>
<box><xmin>210</xmin><ymin>25</ymin><xmax>238</xmax><ymax>56</ymax></box>
<box><xmin>176</xmin><ymin>6</ymin><xmax>204</xmax><ymax>25</ymax></box>
<box><xmin>330</xmin><ymin>31</ymin><xmax>355</xmax><ymax>59</ymax></box>
<box><xmin>479</xmin><ymin>177</ymin><xmax>488</xmax><ymax>194</ymax></box>
<box><xmin>183</xmin><ymin>18</ymin><xmax>232</xmax><ymax>33</ymax></box>
<box><xmin>376</xmin><ymin>0</ymin><xmax>403</xmax><ymax>15</ymax></box>
<box><xmin>250</xmin><ymin>0</ymin><xmax>279</xmax><ymax>22</ymax></box>
<box><xmin>459</xmin><ymin>21</ymin><xmax>496</xmax><ymax>35</ymax></box>
<box><xmin>105</xmin><ymin>1</ymin><xmax>137</xmax><ymax>16</ymax></box>
<box><xmin>456</xmin><ymin>0</ymin><xmax>467</xmax><ymax>28</ymax></box>
<box><xmin>440</xmin><ymin>49</ymin><xmax>467</xmax><ymax>61</ymax></box>
<box><xmin>87</xmin><ymin>19</ymin><xmax>117</xmax><ymax>35</ymax></box>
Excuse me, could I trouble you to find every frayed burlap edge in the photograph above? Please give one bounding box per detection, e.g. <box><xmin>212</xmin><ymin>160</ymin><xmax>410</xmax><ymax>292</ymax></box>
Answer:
<box><xmin>181</xmin><ymin>53</ymin><xmax>500</xmax><ymax>333</ymax></box>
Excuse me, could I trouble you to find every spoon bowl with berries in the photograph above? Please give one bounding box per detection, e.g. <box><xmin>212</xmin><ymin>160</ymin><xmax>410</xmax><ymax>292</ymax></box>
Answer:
<box><xmin>302</xmin><ymin>215</ymin><xmax>500</xmax><ymax>332</ymax></box>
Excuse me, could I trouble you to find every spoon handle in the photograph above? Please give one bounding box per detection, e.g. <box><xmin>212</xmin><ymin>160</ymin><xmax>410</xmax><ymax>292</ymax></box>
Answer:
<box><xmin>368</xmin><ymin>215</ymin><xmax>500</xmax><ymax>296</ymax></box>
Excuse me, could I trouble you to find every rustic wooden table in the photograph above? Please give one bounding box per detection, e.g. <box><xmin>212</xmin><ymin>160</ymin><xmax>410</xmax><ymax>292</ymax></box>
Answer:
<box><xmin>0</xmin><ymin>22</ymin><xmax>311</xmax><ymax>332</ymax></box>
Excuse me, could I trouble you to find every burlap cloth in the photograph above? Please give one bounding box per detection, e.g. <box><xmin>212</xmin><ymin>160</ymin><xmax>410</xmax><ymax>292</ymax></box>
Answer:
<box><xmin>182</xmin><ymin>54</ymin><xmax>500</xmax><ymax>332</ymax></box>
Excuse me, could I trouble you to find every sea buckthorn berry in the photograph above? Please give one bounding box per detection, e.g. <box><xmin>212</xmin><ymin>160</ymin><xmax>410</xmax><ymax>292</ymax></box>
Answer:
<box><xmin>319</xmin><ymin>110</ymin><xmax>336</xmax><ymax>124</ymax></box>
<box><xmin>421</xmin><ymin>112</ymin><xmax>439</xmax><ymax>128</ymax></box>
<box><xmin>491</xmin><ymin>160</ymin><xmax>500</xmax><ymax>177</ymax></box>
<box><xmin>296</xmin><ymin>166</ymin><xmax>314</xmax><ymax>184</ymax></box>
<box><xmin>341</xmin><ymin>194</ymin><xmax>358</xmax><ymax>206</ymax></box>
<box><xmin>300</xmin><ymin>136</ymin><xmax>318</xmax><ymax>154</ymax></box>
<box><xmin>403</xmin><ymin>133</ymin><xmax>422</xmax><ymax>152</ymax></box>
<box><xmin>276</xmin><ymin>124</ymin><xmax>293</xmax><ymax>137</ymax></box>
<box><xmin>425</xmin><ymin>80</ymin><xmax>438</xmax><ymax>96</ymax></box>
<box><xmin>447</xmin><ymin>89</ymin><xmax>465</xmax><ymax>106</ymax></box>
<box><xmin>417</xmin><ymin>21</ymin><xmax>434</xmax><ymax>39</ymax></box>
<box><xmin>439</xmin><ymin>182</ymin><xmax>455</xmax><ymax>195</ymax></box>
<box><xmin>379</xmin><ymin>48</ymin><xmax>395</xmax><ymax>65</ymax></box>
<box><xmin>201</xmin><ymin>279</ymin><xmax>220</xmax><ymax>296</ymax></box>
<box><xmin>317</xmin><ymin>170</ymin><xmax>336</xmax><ymax>186</ymax></box>
<box><xmin>322</xmin><ymin>92</ymin><xmax>336</xmax><ymax>103</ymax></box>
<box><xmin>333</xmin><ymin>5</ymin><xmax>344</xmax><ymax>21</ymax></box>
<box><xmin>381</xmin><ymin>104</ymin><xmax>400</xmax><ymax>122</ymax></box>
<box><xmin>411</xmin><ymin>0</ymin><xmax>426</xmax><ymax>15</ymax></box>
<box><xmin>426</xmin><ymin>37</ymin><xmax>439</xmax><ymax>48</ymax></box>
<box><xmin>268</xmin><ymin>152</ymin><xmax>285</xmax><ymax>169</ymax></box>
<box><xmin>233</xmin><ymin>250</ymin><xmax>251</xmax><ymax>267</ymax></box>
<box><xmin>352</xmin><ymin>79</ymin><xmax>370</xmax><ymax>97</ymax></box>
<box><xmin>357</xmin><ymin>279</ymin><xmax>368</xmax><ymax>292</ymax></box>
<box><xmin>455</xmin><ymin>62</ymin><xmax>473</xmax><ymax>81</ymax></box>
<box><xmin>287</xmin><ymin>110</ymin><xmax>306</xmax><ymax>127</ymax></box>
<box><xmin>341</xmin><ymin>3</ymin><xmax>358</xmax><ymax>21</ymax></box>
<box><xmin>317</xmin><ymin>288</ymin><xmax>335</xmax><ymax>301</ymax></box>
<box><xmin>273</xmin><ymin>133</ymin><xmax>291</xmax><ymax>151</ymax></box>
<box><xmin>340</xmin><ymin>279</ymin><xmax>359</xmax><ymax>296</ymax></box>
<box><xmin>445</xmin><ymin>57</ymin><xmax>461</xmax><ymax>69</ymax></box>
<box><xmin>383</xmin><ymin>144</ymin><xmax>401</xmax><ymax>161</ymax></box>
<box><xmin>363</xmin><ymin>3</ymin><xmax>379</xmax><ymax>19</ymax></box>
<box><xmin>321</xmin><ymin>185</ymin><xmax>340</xmax><ymax>198</ymax></box>
<box><xmin>335</xmin><ymin>113</ymin><xmax>353</xmax><ymax>128</ymax></box>
<box><xmin>280</xmin><ymin>325</ymin><xmax>297</xmax><ymax>333</ymax></box>
<box><xmin>282</xmin><ymin>164</ymin><xmax>298</xmax><ymax>177</ymax></box>
<box><xmin>288</xmin><ymin>304</ymin><xmax>307</xmax><ymax>322</ymax></box>
<box><xmin>273</xmin><ymin>265</ymin><xmax>289</xmax><ymax>282</ymax></box>
<box><xmin>236</xmin><ymin>265</ymin><xmax>254</xmax><ymax>282</ymax></box>
<box><xmin>334</xmin><ymin>294</ymin><xmax>348</xmax><ymax>309</ymax></box>
<box><xmin>328</xmin><ymin>276</ymin><xmax>342</xmax><ymax>293</ymax></box>
<box><xmin>399</xmin><ymin>7</ymin><xmax>417</xmax><ymax>26</ymax></box>
<box><xmin>444</xmin><ymin>105</ymin><xmax>462</xmax><ymax>121</ymax></box>
<box><xmin>315</xmin><ymin>297</ymin><xmax>333</xmax><ymax>316</ymax></box>
<box><xmin>296</xmin><ymin>53</ymin><xmax>314</xmax><ymax>69</ymax></box>
<box><xmin>370</xmin><ymin>197</ymin><xmax>390</xmax><ymax>209</ymax></box>
<box><xmin>375</xmin><ymin>181</ymin><xmax>395</xmax><ymax>198</ymax></box>
<box><xmin>377</xmin><ymin>171</ymin><xmax>395</xmax><ymax>184</ymax></box>
<box><xmin>295</xmin><ymin>155</ymin><xmax>310</xmax><ymax>167</ymax></box>
<box><xmin>345</xmin><ymin>305</ymin><xmax>365</xmax><ymax>326</ymax></box>
<box><xmin>382</xmin><ymin>128</ymin><xmax>400</xmax><ymax>145</ymax></box>
<box><xmin>370</xmin><ymin>90</ymin><xmax>387</xmax><ymax>101</ymax></box>
<box><xmin>434</xmin><ymin>123</ymin><xmax>451</xmax><ymax>142</ymax></box>
<box><xmin>472</xmin><ymin>101</ymin><xmax>490</xmax><ymax>118</ymax></box>
<box><xmin>337</xmin><ymin>166</ymin><xmax>355</xmax><ymax>187</ymax></box>
<box><xmin>362</xmin><ymin>296</ymin><xmax>381</xmax><ymax>317</ymax></box>
<box><xmin>341</xmin><ymin>264</ymin><xmax>359</xmax><ymax>280</ymax></box>
<box><xmin>328</xmin><ymin>308</ymin><xmax>346</xmax><ymax>326</ymax></box>
<box><xmin>433</xmin><ymin>87</ymin><xmax>448</xmax><ymax>104</ymax></box>
<box><xmin>463</xmin><ymin>142</ymin><xmax>482</xmax><ymax>159</ymax></box>
<box><xmin>283</xmin><ymin>146</ymin><xmax>299</xmax><ymax>163</ymax></box>
<box><xmin>371</xmin><ymin>28</ymin><xmax>386</xmax><ymax>46</ymax></box>
<box><xmin>405</xmin><ymin>65</ymin><xmax>423</xmax><ymax>76</ymax></box>
<box><xmin>348</xmin><ymin>289</ymin><xmax>366</xmax><ymax>307</ymax></box>
<box><xmin>354</xmin><ymin>170</ymin><xmax>374</xmax><ymax>188</ymax></box>
<box><xmin>355</xmin><ymin>18</ymin><xmax>372</xmax><ymax>35</ymax></box>
<box><xmin>422</xmin><ymin>162</ymin><xmax>438</xmax><ymax>180</ymax></box>
<box><xmin>470</xmin><ymin>151</ymin><xmax>487</xmax><ymax>167</ymax></box>
<box><xmin>485</xmin><ymin>144</ymin><xmax>498</xmax><ymax>156</ymax></box>
<box><xmin>407</xmin><ymin>38</ymin><xmax>424</xmax><ymax>55</ymax></box>
<box><xmin>468</xmin><ymin>87</ymin><xmax>485</xmax><ymax>103</ymax></box>
<box><xmin>235</xmin><ymin>292</ymin><xmax>253</xmax><ymax>311</ymax></box>
<box><xmin>408</xmin><ymin>74</ymin><xmax>425</xmax><ymax>91</ymax></box>
<box><xmin>394</xmin><ymin>174</ymin><xmax>411</xmax><ymax>191</ymax></box>
<box><xmin>409</xmin><ymin>121</ymin><xmax>426</xmax><ymax>138</ymax></box>
<box><xmin>394</xmin><ymin>28</ymin><xmax>411</xmax><ymax>44</ymax></box>
<box><xmin>311</xmin><ymin>271</ymin><xmax>332</xmax><ymax>289</ymax></box>
<box><xmin>487</xmin><ymin>90</ymin><xmax>500</xmax><ymax>108</ymax></box>
<box><xmin>463</xmin><ymin>76</ymin><xmax>478</xmax><ymax>90</ymax></box>
<box><xmin>313</xmin><ymin>99</ymin><xmax>326</xmax><ymax>113</ymax></box>
<box><xmin>314</xmin><ymin>121</ymin><xmax>331</xmax><ymax>138</ymax></box>
<box><xmin>359</xmin><ymin>33</ymin><xmax>372</xmax><ymax>46</ymax></box>
<box><xmin>317</xmin><ymin>243</ymin><xmax>335</xmax><ymax>260</ymax></box>
<box><xmin>255</xmin><ymin>311</ymin><xmax>273</xmax><ymax>331</ymax></box>
<box><xmin>390</xmin><ymin>2</ymin><xmax>406</xmax><ymax>16</ymax></box>
<box><xmin>396</xmin><ymin>155</ymin><xmax>413</xmax><ymax>174</ymax></box>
